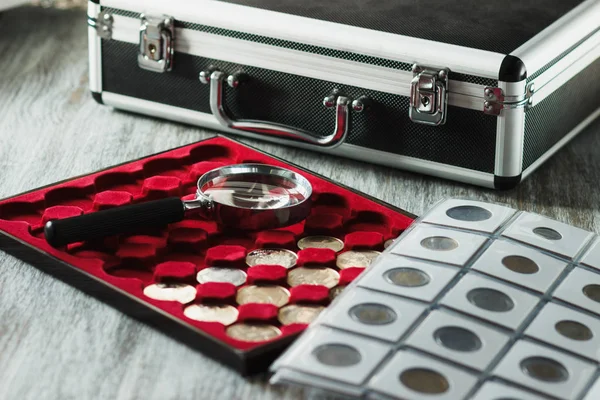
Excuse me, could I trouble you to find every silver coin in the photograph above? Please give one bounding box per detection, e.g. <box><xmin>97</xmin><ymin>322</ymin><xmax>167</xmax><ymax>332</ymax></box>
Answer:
<box><xmin>297</xmin><ymin>236</ymin><xmax>344</xmax><ymax>252</ymax></box>
<box><xmin>197</xmin><ymin>267</ymin><xmax>247</xmax><ymax>286</ymax></box>
<box><xmin>143</xmin><ymin>283</ymin><xmax>196</xmax><ymax>304</ymax></box>
<box><xmin>336</xmin><ymin>250</ymin><xmax>381</xmax><ymax>269</ymax></box>
<box><xmin>183</xmin><ymin>304</ymin><xmax>239</xmax><ymax>325</ymax></box>
<box><xmin>445</xmin><ymin>205</ymin><xmax>492</xmax><ymax>222</ymax></box>
<box><xmin>246</xmin><ymin>248</ymin><xmax>298</xmax><ymax>269</ymax></box>
<box><xmin>384</xmin><ymin>267</ymin><xmax>430</xmax><ymax>287</ymax></box>
<box><xmin>420</xmin><ymin>236</ymin><xmax>458</xmax><ymax>251</ymax></box>
<box><xmin>312</xmin><ymin>344</ymin><xmax>362</xmax><ymax>366</ymax></box>
<box><xmin>349</xmin><ymin>303</ymin><xmax>397</xmax><ymax>325</ymax></box>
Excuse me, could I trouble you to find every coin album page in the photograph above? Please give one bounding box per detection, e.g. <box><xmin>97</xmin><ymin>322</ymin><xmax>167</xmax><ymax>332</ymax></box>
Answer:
<box><xmin>270</xmin><ymin>199</ymin><xmax>600</xmax><ymax>399</ymax></box>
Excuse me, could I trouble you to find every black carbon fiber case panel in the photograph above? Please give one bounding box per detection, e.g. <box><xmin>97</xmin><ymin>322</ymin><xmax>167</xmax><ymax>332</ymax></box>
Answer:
<box><xmin>216</xmin><ymin>0</ymin><xmax>582</xmax><ymax>54</ymax></box>
<box><xmin>523</xmin><ymin>58</ymin><xmax>600</xmax><ymax>171</ymax></box>
<box><xmin>102</xmin><ymin>40</ymin><xmax>497</xmax><ymax>173</ymax></box>
<box><xmin>104</xmin><ymin>7</ymin><xmax>496</xmax><ymax>86</ymax></box>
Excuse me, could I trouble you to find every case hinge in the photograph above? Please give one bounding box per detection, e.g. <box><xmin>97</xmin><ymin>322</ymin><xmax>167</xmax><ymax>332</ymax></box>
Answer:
<box><xmin>409</xmin><ymin>65</ymin><xmax>449</xmax><ymax>126</ymax></box>
<box><xmin>88</xmin><ymin>10</ymin><xmax>113</xmax><ymax>40</ymax></box>
<box><xmin>138</xmin><ymin>15</ymin><xmax>175</xmax><ymax>73</ymax></box>
<box><xmin>483</xmin><ymin>86</ymin><xmax>532</xmax><ymax>115</ymax></box>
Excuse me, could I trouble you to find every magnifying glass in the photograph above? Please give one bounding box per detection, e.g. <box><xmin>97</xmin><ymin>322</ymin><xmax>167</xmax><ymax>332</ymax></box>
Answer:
<box><xmin>44</xmin><ymin>164</ymin><xmax>313</xmax><ymax>247</ymax></box>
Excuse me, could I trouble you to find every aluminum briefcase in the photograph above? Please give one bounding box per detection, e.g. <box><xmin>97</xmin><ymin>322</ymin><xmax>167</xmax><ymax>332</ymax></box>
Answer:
<box><xmin>87</xmin><ymin>0</ymin><xmax>600</xmax><ymax>189</ymax></box>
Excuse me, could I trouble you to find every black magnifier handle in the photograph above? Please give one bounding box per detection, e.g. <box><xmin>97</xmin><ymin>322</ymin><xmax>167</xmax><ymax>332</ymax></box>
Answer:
<box><xmin>44</xmin><ymin>197</ymin><xmax>185</xmax><ymax>247</ymax></box>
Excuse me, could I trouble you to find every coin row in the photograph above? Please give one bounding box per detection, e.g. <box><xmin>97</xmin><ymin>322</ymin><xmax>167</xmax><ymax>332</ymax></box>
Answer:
<box><xmin>299</xmin><ymin>235</ymin><xmax>396</xmax><ymax>252</ymax></box>
<box><xmin>183</xmin><ymin>303</ymin><xmax>326</xmax><ymax>327</ymax></box>
<box><xmin>246</xmin><ymin>248</ymin><xmax>381</xmax><ymax>270</ymax></box>
<box><xmin>196</xmin><ymin>266</ymin><xmax>344</xmax><ymax>288</ymax></box>
<box><xmin>144</xmin><ymin>282</ymin><xmax>346</xmax><ymax>304</ymax></box>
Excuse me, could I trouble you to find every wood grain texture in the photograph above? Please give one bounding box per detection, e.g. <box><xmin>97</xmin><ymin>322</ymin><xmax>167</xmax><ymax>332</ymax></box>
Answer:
<box><xmin>0</xmin><ymin>6</ymin><xmax>599</xmax><ymax>400</ymax></box>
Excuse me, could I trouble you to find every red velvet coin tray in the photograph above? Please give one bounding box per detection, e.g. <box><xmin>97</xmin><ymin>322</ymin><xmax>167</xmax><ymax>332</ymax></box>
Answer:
<box><xmin>0</xmin><ymin>136</ymin><xmax>415</xmax><ymax>375</ymax></box>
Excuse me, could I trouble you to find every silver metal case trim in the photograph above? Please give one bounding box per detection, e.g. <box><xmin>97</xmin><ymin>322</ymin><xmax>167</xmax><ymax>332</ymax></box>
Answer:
<box><xmin>88</xmin><ymin>1</ymin><xmax>102</xmax><ymax>93</ymax></box>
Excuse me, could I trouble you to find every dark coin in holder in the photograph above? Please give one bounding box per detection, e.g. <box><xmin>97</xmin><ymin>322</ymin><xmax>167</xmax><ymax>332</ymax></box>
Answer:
<box><xmin>399</xmin><ymin>368</ymin><xmax>449</xmax><ymax>394</ymax></box>
<box><xmin>349</xmin><ymin>303</ymin><xmax>397</xmax><ymax>325</ymax></box>
<box><xmin>466</xmin><ymin>288</ymin><xmax>514</xmax><ymax>312</ymax></box>
<box><xmin>446</xmin><ymin>205</ymin><xmax>492</xmax><ymax>222</ymax></box>
<box><xmin>583</xmin><ymin>284</ymin><xmax>600</xmax><ymax>303</ymax></box>
<box><xmin>520</xmin><ymin>356</ymin><xmax>569</xmax><ymax>382</ymax></box>
<box><xmin>501</xmin><ymin>255</ymin><xmax>539</xmax><ymax>274</ymax></box>
<box><xmin>434</xmin><ymin>326</ymin><xmax>482</xmax><ymax>352</ymax></box>
<box><xmin>555</xmin><ymin>320</ymin><xmax>594</xmax><ymax>341</ymax></box>
<box><xmin>533</xmin><ymin>227</ymin><xmax>562</xmax><ymax>240</ymax></box>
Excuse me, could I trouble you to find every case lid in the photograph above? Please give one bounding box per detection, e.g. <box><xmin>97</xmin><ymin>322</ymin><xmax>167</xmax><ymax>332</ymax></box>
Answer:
<box><xmin>217</xmin><ymin>0</ymin><xmax>584</xmax><ymax>54</ymax></box>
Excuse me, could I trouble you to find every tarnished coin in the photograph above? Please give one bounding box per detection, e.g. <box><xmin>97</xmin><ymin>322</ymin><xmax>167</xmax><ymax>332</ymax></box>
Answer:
<box><xmin>236</xmin><ymin>285</ymin><xmax>290</xmax><ymax>307</ymax></box>
<box><xmin>278</xmin><ymin>304</ymin><xmax>325</xmax><ymax>325</ymax></box>
<box><xmin>336</xmin><ymin>250</ymin><xmax>381</xmax><ymax>269</ymax></box>
<box><xmin>183</xmin><ymin>304</ymin><xmax>239</xmax><ymax>325</ymax></box>
<box><xmin>246</xmin><ymin>248</ymin><xmax>298</xmax><ymax>269</ymax></box>
<box><xmin>143</xmin><ymin>283</ymin><xmax>196</xmax><ymax>304</ymax></box>
<box><xmin>400</xmin><ymin>368</ymin><xmax>450</xmax><ymax>394</ymax></box>
<box><xmin>384</xmin><ymin>239</ymin><xmax>395</xmax><ymax>249</ymax></box>
<box><xmin>349</xmin><ymin>303</ymin><xmax>397</xmax><ymax>325</ymax></box>
<box><xmin>385</xmin><ymin>267</ymin><xmax>430</xmax><ymax>287</ymax></box>
<box><xmin>329</xmin><ymin>286</ymin><xmax>346</xmax><ymax>300</ymax></box>
<box><xmin>287</xmin><ymin>267</ymin><xmax>340</xmax><ymax>289</ymax></box>
<box><xmin>197</xmin><ymin>267</ymin><xmax>247</xmax><ymax>286</ymax></box>
<box><xmin>226</xmin><ymin>323</ymin><xmax>282</xmax><ymax>342</ymax></box>
<box><xmin>297</xmin><ymin>236</ymin><xmax>344</xmax><ymax>252</ymax></box>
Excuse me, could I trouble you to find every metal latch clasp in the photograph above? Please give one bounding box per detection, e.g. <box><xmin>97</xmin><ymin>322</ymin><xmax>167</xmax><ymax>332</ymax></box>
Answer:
<box><xmin>138</xmin><ymin>15</ymin><xmax>175</xmax><ymax>73</ymax></box>
<box><xmin>409</xmin><ymin>65</ymin><xmax>449</xmax><ymax>126</ymax></box>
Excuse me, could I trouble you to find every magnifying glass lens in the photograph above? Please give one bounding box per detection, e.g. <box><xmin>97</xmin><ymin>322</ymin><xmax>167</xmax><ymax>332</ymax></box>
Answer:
<box><xmin>201</xmin><ymin>173</ymin><xmax>308</xmax><ymax>209</ymax></box>
<box><xmin>44</xmin><ymin>164</ymin><xmax>312</xmax><ymax>247</ymax></box>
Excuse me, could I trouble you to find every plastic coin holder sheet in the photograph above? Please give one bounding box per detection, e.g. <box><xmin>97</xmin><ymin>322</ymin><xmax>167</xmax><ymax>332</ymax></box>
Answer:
<box><xmin>580</xmin><ymin>237</ymin><xmax>600</xmax><ymax>271</ymax></box>
<box><xmin>270</xmin><ymin>198</ymin><xmax>600</xmax><ymax>399</ymax></box>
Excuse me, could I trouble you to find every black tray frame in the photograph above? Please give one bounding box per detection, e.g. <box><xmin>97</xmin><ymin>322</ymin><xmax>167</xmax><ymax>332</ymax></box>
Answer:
<box><xmin>0</xmin><ymin>135</ymin><xmax>416</xmax><ymax>375</ymax></box>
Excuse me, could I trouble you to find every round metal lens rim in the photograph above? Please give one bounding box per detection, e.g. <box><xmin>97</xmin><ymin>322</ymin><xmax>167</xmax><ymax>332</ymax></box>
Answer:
<box><xmin>196</xmin><ymin>163</ymin><xmax>313</xmax><ymax>209</ymax></box>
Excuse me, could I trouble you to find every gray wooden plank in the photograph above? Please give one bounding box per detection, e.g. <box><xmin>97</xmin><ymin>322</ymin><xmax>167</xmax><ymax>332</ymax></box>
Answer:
<box><xmin>0</xmin><ymin>6</ymin><xmax>599</xmax><ymax>400</ymax></box>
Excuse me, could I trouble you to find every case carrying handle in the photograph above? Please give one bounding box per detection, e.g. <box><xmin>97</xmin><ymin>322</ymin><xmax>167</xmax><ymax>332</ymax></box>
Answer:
<box><xmin>202</xmin><ymin>70</ymin><xmax>352</xmax><ymax>148</ymax></box>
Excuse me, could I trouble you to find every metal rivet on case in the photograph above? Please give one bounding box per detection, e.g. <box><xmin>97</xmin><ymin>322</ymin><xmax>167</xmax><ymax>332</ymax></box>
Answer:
<box><xmin>484</xmin><ymin>88</ymin><xmax>494</xmax><ymax>98</ymax></box>
<box><xmin>323</xmin><ymin>95</ymin><xmax>337</xmax><ymax>108</ymax></box>
<box><xmin>528</xmin><ymin>83</ymin><xmax>536</xmax><ymax>93</ymax></box>
<box><xmin>484</xmin><ymin>101</ymin><xmax>493</xmax><ymax>111</ymax></box>
<box><xmin>352</xmin><ymin>96</ymin><xmax>371</xmax><ymax>113</ymax></box>
<box><xmin>199</xmin><ymin>71</ymin><xmax>211</xmax><ymax>84</ymax></box>
<box><xmin>227</xmin><ymin>72</ymin><xmax>247</xmax><ymax>89</ymax></box>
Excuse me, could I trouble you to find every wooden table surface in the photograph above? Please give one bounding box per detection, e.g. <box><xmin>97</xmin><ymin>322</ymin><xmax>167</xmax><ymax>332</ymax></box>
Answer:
<box><xmin>0</xmin><ymin>6</ymin><xmax>599</xmax><ymax>400</ymax></box>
